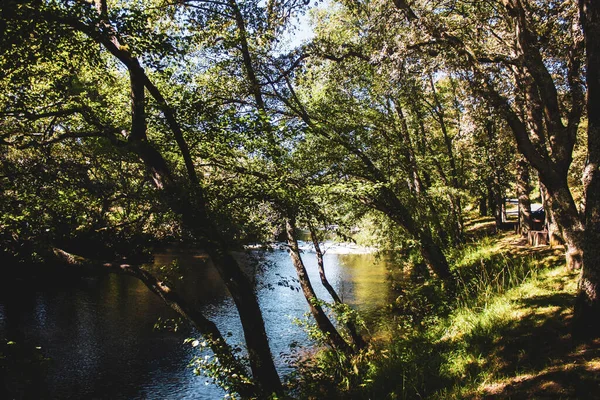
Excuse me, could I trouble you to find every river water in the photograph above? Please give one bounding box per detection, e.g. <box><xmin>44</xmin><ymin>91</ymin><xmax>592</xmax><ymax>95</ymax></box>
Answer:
<box><xmin>0</xmin><ymin>242</ymin><xmax>390</xmax><ymax>399</ymax></box>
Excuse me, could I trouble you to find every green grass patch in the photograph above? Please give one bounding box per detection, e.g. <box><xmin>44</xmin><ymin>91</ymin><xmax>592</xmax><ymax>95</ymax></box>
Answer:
<box><xmin>292</xmin><ymin>233</ymin><xmax>595</xmax><ymax>399</ymax></box>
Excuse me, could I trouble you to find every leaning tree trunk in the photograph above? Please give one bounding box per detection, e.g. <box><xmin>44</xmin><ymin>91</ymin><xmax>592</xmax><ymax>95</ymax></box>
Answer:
<box><xmin>308</xmin><ymin>224</ymin><xmax>367</xmax><ymax>350</ymax></box>
<box><xmin>374</xmin><ymin>186</ymin><xmax>454</xmax><ymax>284</ymax></box>
<box><xmin>285</xmin><ymin>218</ymin><xmax>353</xmax><ymax>354</ymax></box>
<box><xmin>202</xmin><ymin>240</ymin><xmax>283</xmax><ymax>394</ymax></box>
<box><xmin>130</xmin><ymin>86</ymin><xmax>283</xmax><ymax>397</ymax></box>
<box><xmin>132</xmin><ymin>140</ymin><xmax>283</xmax><ymax>397</ymax></box>
<box><xmin>574</xmin><ymin>0</ymin><xmax>600</xmax><ymax>338</ymax></box>
<box><xmin>68</xmin><ymin>5</ymin><xmax>283</xmax><ymax>393</ymax></box>
<box><xmin>52</xmin><ymin>248</ymin><xmax>258</xmax><ymax>398</ymax></box>
<box><xmin>516</xmin><ymin>156</ymin><xmax>533</xmax><ymax>235</ymax></box>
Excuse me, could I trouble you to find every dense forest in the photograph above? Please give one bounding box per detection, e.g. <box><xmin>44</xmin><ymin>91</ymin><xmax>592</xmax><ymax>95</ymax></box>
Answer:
<box><xmin>1</xmin><ymin>0</ymin><xmax>600</xmax><ymax>398</ymax></box>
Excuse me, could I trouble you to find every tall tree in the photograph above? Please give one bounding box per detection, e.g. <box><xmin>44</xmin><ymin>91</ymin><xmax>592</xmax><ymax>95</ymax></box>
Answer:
<box><xmin>575</xmin><ymin>0</ymin><xmax>600</xmax><ymax>337</ymax></box>
<box><xmin>388</xmin><ymin>0</ymin><xmax>585</xmax><ymax>269</ymax></box>
<box><xmin>278</xmin><ymin>35</ymin><xmax>458</xmax><ymax>282</ymax></box>
<box><xmin>0</xmin><ymin>0</ymin><xmax>283</xmax><ymax>394</ymax></box>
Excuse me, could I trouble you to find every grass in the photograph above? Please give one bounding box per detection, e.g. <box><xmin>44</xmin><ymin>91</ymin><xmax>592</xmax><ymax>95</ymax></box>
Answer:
<box><xmin>414</xmin><ymin>233</ymin><xmax>599</xmax><ymax>399</ymax></box>
<box><xmin>293</xmin><ymin>227</ymin><xmax>600</xmax><ymax>399</ymax></box>
<box><xmin>433</xmin><ymin>262</ymin><xmax>587</xmax><ymax>399</ymax></box>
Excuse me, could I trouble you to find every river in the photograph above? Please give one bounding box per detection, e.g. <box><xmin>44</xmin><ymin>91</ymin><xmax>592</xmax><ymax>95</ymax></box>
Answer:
<box><xmin>0</xmin><ymin>242</ymin><xmax>390</xmax><ymax>399</ymax></box>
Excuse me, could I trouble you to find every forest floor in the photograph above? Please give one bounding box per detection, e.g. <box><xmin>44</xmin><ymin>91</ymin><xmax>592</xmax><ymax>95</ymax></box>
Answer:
<box><xmin>298</xmin><ymin>217</ymin><xmax>600</xmax><ymax>399</ymax></box>
<box><xmin>443</xmin><ymin>220</ymin><xmax>600</xmax><ymax>399</ymax></box>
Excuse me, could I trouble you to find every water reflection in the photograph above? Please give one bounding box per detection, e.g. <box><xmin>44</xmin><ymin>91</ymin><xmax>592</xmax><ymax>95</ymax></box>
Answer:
<box><xmin>0</xmin><ymin>244</ymin><xmax>390</xmax><ymax>399</ymax></box>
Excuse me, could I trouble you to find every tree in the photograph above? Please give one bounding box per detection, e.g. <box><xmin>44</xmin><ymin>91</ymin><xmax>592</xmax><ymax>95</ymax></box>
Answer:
<box><xmin>387</xmin><ymin>0</ymin><xmax>600</xmax><ymax>336</ymax></box>
<box><xmin>575</xmin><ymin>0</ymin><xmax>600</xmax><ymax>337</ymax></box>
<box><xmin>516</xmin><ymin>156</ymin><xmax>533</xmax><ymax>235</ymax></box>
<box><xmin>278</xmin><ymin>27</ymin><xmax>460</xmax><ymax>282</ymax></box>
<box><xmin>388</xmin><ymin>0</ymin><xmax>585</xmax><ymax>269</ymax></box>
<box><xmin>0</xmin><ymin>0</ymin><xmax>283</xmax><ymax>395</ymax></box>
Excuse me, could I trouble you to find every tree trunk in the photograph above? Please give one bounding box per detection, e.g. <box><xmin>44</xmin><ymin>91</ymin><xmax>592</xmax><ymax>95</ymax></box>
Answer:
<box><xmin>479</xmin><ymin>190</ymin><xmax>488</xmax><ymax>217</ymax></box>
<box><xmin>373</xmin><ymin>186</ymin><xmax>454</xmax><ymax>283</ymax></box>
<box><xmin>491</xmin><ymin>183</ymin><xmax>504</xmax><ymax>229</ymax></box>
<box><xmin>285</xmin><ymin>218</ymin><xmax>353</xmax><ymax>354</ymax></box>
<box><xmin>131</xmin><ymin>91</ymin><xmax>283</xmax><ymax>398</ymax></box>
<box><xmin>543</xmin><ymin>180</ymin><xmax>584</xmax><ymax>270</ymax></box>
<box><xmin>574</xmin><ymin>0</ymin><xmax>600</xmax><ymax>338</ymax></box>
<box><xmin>487</xmin><ymin>181</ymin><xmax>495</xmax><ymax>220</ymax></box>
<box><xmin>419</xmin><ymin>232</ymin><xmax>454</xmax><ymax>284</ymax></box>
<box><xmin>308</xmin><ymin>224</ymin><xmax>367</xmax><ymax>350</ymax></box>
<box><xmin>539</xmin><ymin>180</ymin><xmax>560</xmax><ymax>245</ymax></box>
<box><xmin>204</xmin><ymin>244</ymin><xmax>283</xmax><ymax>394</ymax></box>
<box><xmin>516</xmin><ymin>156</ymin><xmax>533</xmax><ymax>235</ymax></box>
<box><xmin>129</xmin><ymin>156</ymin><xmax>283</xmax><ymax>396</ymax></box>
<box><xmin>71</xmin><ymin>7</ymin><xmax>283</xmax><ymax>392</ymax></box>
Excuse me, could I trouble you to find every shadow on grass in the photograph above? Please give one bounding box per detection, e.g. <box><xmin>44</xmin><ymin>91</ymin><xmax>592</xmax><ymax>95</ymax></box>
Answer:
<box><xmin>484</xmin><ymin>365</ymin><xmax>600</xmax><ymax>400</ymax></box>
<box><xmin>431</xmin><ymin>233</ymin><xmax>599</xmax><ymax>399</ymax></box>
<box><xmin>316</xmin><ymin>232</ymin><xmax>598</xmax><ymax>400</ymax></box>
<box><xmin>459</xmin><ymin>290</ymin><xmax>600</xmax><ymax>399</ymax></box>
<box><xmin>518</xmin><ymin>292</ymin><xmax>574</xmax><ymax>308</ymax></box>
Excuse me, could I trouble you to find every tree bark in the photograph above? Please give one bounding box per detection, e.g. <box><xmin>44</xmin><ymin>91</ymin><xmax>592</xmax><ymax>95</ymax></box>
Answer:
<box><xmin>516</xmin><ymin>156</ymin><xmax>533</xmax><ymax>235</ymax></box>
<box><xmin>539</xmin><ymin>180</ymin><xmax>561</xmax><ymax>245</ymax></box>
<box><xmin>203</xmin><ymin>244</ymin><xmax>283</xmax><ymax>392</ymax></box>
<box><xmin>543</xmin><ymin>179</ymin><xmax>584</xmax><ymax>270</ymax></box>
<box><xmin>285</xmin><ymin>218</ymin><xmax>353</xmax><ymax>354</ymax></box>
<box><xmin>574</xmin><ymin>0</ymin><xmax>600</xmax><ymax>338</ymax></box>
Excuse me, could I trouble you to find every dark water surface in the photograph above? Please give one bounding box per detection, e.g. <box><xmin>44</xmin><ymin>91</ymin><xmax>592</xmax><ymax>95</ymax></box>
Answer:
<box><xmin>0</xmin><ymin>243</ymin><xmax>389</xmax><ymax>399</ymax></box>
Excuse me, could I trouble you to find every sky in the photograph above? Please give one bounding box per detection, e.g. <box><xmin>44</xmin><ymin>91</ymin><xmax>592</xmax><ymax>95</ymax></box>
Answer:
<box><xmin>288</xmin><ymin>12</ymin><xmax>315</xmax><ymax>47</ymax></box>
<box><xmin>282</xmin><ymin>6</ymin><xmax>317</xmax><ymax>49</ymax></box>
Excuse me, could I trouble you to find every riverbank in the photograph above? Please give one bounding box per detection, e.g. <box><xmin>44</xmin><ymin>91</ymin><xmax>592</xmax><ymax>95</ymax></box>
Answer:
<box><xmin>292</xmin><ymin>227</ymin><xmax>600</xmax><ymax>399</ymax></box>
<box><xmin>434</xmin><ymin>235</ymin><xmax>600</xmax><ymax>399</ymax></box>
<box><xmin>0</xmin><ymin>242</ymin><xmax>391</xmax><ymax>399</ymax></box>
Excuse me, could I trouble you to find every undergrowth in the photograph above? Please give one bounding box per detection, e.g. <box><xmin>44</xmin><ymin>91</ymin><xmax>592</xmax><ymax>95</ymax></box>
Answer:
<box><xmin>290</xmin><ymin>233</ymin><xmax>571</xmax><ymax>399</ymax></box>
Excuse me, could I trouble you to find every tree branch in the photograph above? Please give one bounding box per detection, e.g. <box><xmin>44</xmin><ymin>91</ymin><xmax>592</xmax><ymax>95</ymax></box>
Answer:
<box><xmin>51</xmin><ymin>247</ymin><xmax>257</xmax><ymax>397</ymax></box>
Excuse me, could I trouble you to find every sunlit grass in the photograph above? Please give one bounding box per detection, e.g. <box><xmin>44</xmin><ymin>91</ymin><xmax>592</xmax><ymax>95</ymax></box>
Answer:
<box><xmin>431</xmin><ymin>257</ymin><xmax>581</xmax><ymax>399</ymax></box>
<box><xmin>293</xmin><ymin>231</ymin><xmax>596</xmax><ymax>399</ymax></box>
